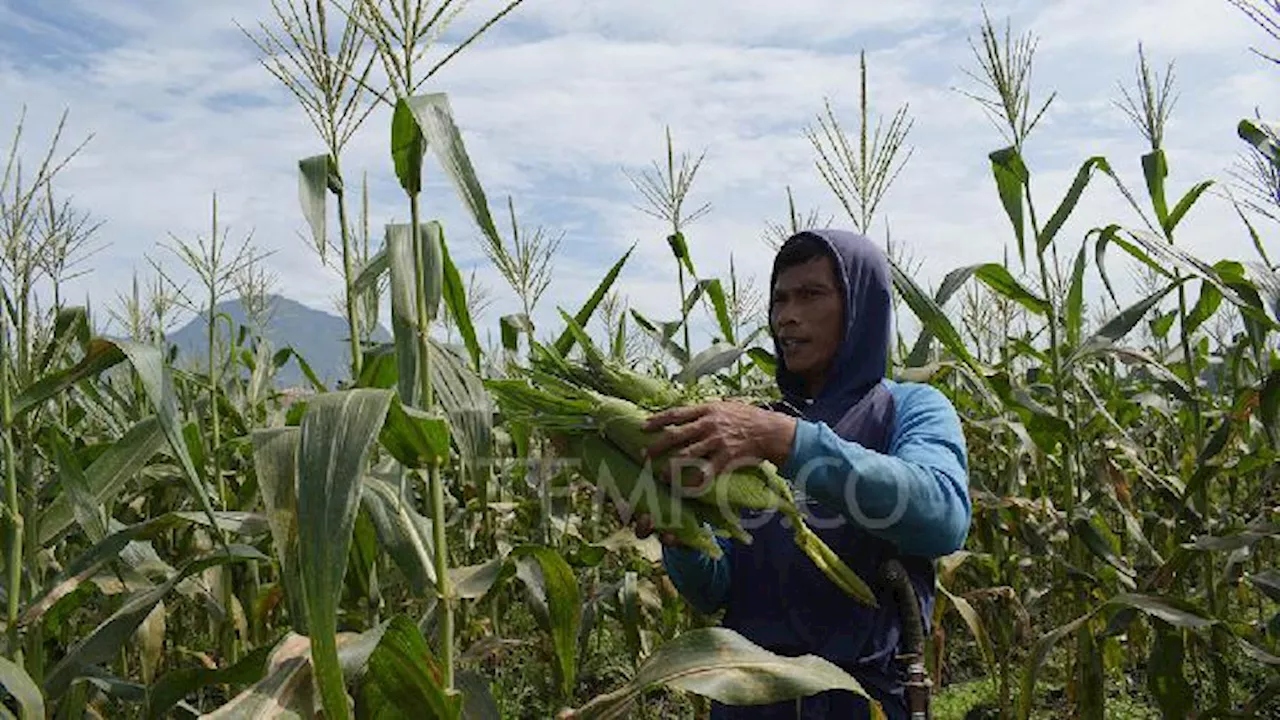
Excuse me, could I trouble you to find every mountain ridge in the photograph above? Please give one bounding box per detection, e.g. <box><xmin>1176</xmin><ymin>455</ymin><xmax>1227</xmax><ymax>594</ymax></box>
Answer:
<box><xmin>166</xmin><ymin>294</ymin><xmax>391</xmax><ymax>388</ymax></box>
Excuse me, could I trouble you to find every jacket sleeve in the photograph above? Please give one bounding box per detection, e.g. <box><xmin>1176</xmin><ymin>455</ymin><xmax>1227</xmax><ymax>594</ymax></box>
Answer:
<box><xmin>660</xmin><ymin>535</ymin><xmax>733</xmax><ymax>615</ymax></box>
<box><xmin>779</xmin><ymin>383</ymin><xmax>971</xmax><ymax>558</ymax></box>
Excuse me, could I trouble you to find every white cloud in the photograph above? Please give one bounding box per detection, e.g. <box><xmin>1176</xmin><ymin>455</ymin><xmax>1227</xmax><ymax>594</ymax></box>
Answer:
<box><xmin>1</xmin><ymin>0</ymin><xmax>1278</xmax><ymax>356</ymax></box>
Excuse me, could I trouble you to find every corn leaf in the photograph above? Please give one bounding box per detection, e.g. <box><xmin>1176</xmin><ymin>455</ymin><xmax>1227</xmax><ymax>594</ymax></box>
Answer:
<box><xmin>555</xmin><ymin>245</ymin><xmax>634</xmax><ymax>358</ymax></box>
<box><xmin>1231</xmin><ymin>195</ymin><xmax>1275</xmax><ymax>269</ymax></box>
<box><xmin>1187</xmin><ymin>521</ymin><xmax>1280</xmax><ymax>553</ymax></box>
<box><xmin>512</xmin><ymin>545</ymin><xmax>581</xmax><ymax>701</ymax></box>
<box><xmin>564</xmin><ymin>627</ymin><xmax>869</xmax><ymax>720</ymax></box>
<box><xmin>43</xmin><ymin>544</ymin><xmax>265</xmax><ymax>697</ymax></box>
<box><xmin>1105</xmin><ymin>593</ymin><xmax>1217</xmax><ymax>629</ymax></box>
<box><xmin>438</xmin><ymin>222</ymin><xmax>482</xmax><ymax>371</ymax></box>
<box><xmin>747</xmin><ymin>347</ymin><xmax>776</xmax><ymax>376</ymax></box>
<box><xmin>299</xmin><ymin>154</ymin><xmax>331</xmax><ymax>261</ymax></box>
<box><xmin>1145</xmin><ymin>621</ymin><xmax>1192</xmax><ymax>719</ymax></box>
<box><xmin>39</xmin><ymin>415</ymin><xmax>165</xmax><ymax>545</ymax></box>
<box><xmin>890</xmin><ymin>260</ymin><xmax>978</xmax><ymax>373</ymax></box>
<box><xmin>1248</xmin><ymin>571</ymin><xmax>1280</xmax><ymax>604</ymax></box>
<box><xmin>1066</xmin><ymin>243</ymin><xmax>1088</xmax><ymax>347</ymax></box>
<box><xmin>457</xmin><ymin>669</ymin><xmax>502</xmax><ymax>720</ymax></box>
<box><xmin>49</xmin><ymin>430</ymin><xmax>108</xmax><ymax>544</ymax></box>
<box><xmin>145</xmin><ymin>642</ymin><xmax>272</xmax><ymax>720</ymax></box>
<box><xmin>419</xmin><ymin>222</ymin><xmax>446</xmax><ymax>323</ymax></box>
<box><xmin>1039</xmin><ymin>156</ymin><xmax>1112</xmax><ymax>253</ymax></box>
<box><xmin>1165</xmin><ymin>180</ymin><xmax>1213</xmax><ymax>235</ymax></box>
<box><xmin>1141</xmin><ymin>150</ymin><xmax>1169</xmax><ymax>229</ymax></box>
<box><xmin>1090</xmin><ymin>224</ymin><xmax>1137</xmax><ymax>305</ymax></box>
<box><xmin>13</xmin><ymin>337</ymin><xmax>126</xmax><ymax>418</ymax></box>
<box><xmin>1018</xmin><ymin>610</ymin><xmax>1101</xmax><ymax>720</ymax></box>
<box><xmin>1066</xmin><ymin>279</ymin><xmax>1184</xmax><ymax>365</ymax></box>
<box><xmin>705</xmin><ymin>279</ymin><xmax>735</xmax><ymax>345</ymax></box>
<box><xmin>451</xmin><ymin>557</ymin><xmax>506</xmax><ymax>601</ymax></box>
<box><xmin>989</xmin><ymin>146</ymin><xmax>1029</xmax><ymax>265</ymax></box>
<box><xmin>677</xmin><ymin>342</ymin><xmax>742</xmax><ymax>384</ymax></box>
<box><xmin>353</xmin><ymin>248</ymin><xmax>389</xmax><ymax>296</ymax></box>
<box><xmin>1246</xmin><ymin>260</ymin><xmax>1280</xmax><ymax>321</ymax></box>
<box><xmin>272</xmin><ymin>347</ymin><xmax>329</xmax><ymax>392</ymax></box>
<box><xmin>0</xmin><ymin>655</ymin><xmax>43</xmax><ymax>720</ymax></box>
<box><xmin>361</xmin><ymin>471</ymin><xmax>436</xmax><ymax>592</ymax></box>
<box><xmin>974</xmin><ymin>263</ymin><xmax>1049</xmax><ymax>316</ymax></box>
<box><xmin>1072</xmin><ymin>511</ymin><xmax>1136</xmax><ymax>590</ymax></box>
<box><xmin>403</xmin><ymin>93</ymin><xmax>502</xmax><ymax>251</ymax></box>
<box><xmin>35</xmin><ymin>305</ymin><xmax>90</xmax><ymax>376</ymax></box>
<box><xmin>202</xmin><ymin>628</ymin><xmax>388</xmax><ymax>719</ymax></box>
<box><xmin>938</xmin><ymin>584</ymin><xmax>996</xmax><ymax>678</ymax></box>
<box><xmin>1239</xmin><ymin>118</ymin><xmax>1280</xmax><ymax>165</ymax></box>
<box><xmin>681</xmin><ymin>279</ymin><xmax>735</xmax><ymax>345</ymax></box>
<box><xmin>629</xmin><ymin>309</ymin><xmax>688</xmax><ymax>366</ymax></box>
<box><xmin>388</xmin><ymin>222</ymin><xmax>425</xmax><ymax>405</ymax></box>
<box><xmin>667</xmin><ymin>232</ymin><xmax>696</xmax><ymax>277</ymax></box>
<box><xmin>1186</xmin><ymin>281</ymin><xmax>1223</xmax><ymax>337</ymax></box>
<box><xmin>21</xmin><ymin>512</ymin><xmax>265</xmax><ymax>628</ymax></box>
<box><xmin>427</xmin><ymin>339</ymin><xmax>493</xmax><ymax>501</ymax></box>
<box><xmin>355</xmin><ymin>615</ymin><xmax>462</xmax><ymax>719</ymax></box>
<box><xmin>1238</xmin><ymin>638</ymin><xmax>1280</xmax><ymax>666</ymax></box>
<box><xmin>296</xmin><ymin>388</ymin><xmax>395</xmax><ymax>720</ymax></box>
<box><xmin>1260</xmin><ymin>369</ymin><xmax>1280</xmax><ymax>438</ymax></box>
<box><xmin>1099</xmin><ymin>226</ymin><xmax>1274</xmax><ymax>326</ymax></box>
<box><xmin>251</xmin><ymin>427</ymin><xmax>308</xmax><ymax>634</ymax></box>
<box><xmin>380</xmin><ymin>397</ymin><xmax>451</xmax><ymax>469</ymax></box>
<box><xmin>500</xmin><ymin>313</ymin><xmax>532</xmax><ymax>354</ymax></box>
<box><xmin>391</xmin><ymin>99</ymin><xmax>425</xmax><ymax>195</ymax></box>
<box><xmin>120</xmin><ymin>340</ymin><xmax>225</xmax><ymax>530</ymax></box>
<box><xmin>905</xmin><ymin>263</ymin><xmax>986</xmax><ymax>367</ymax></box>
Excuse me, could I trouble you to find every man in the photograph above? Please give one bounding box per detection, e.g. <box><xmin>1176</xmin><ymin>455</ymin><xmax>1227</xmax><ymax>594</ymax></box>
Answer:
<box><xmin>635</xmin><ymin>229</ymin><xmax>972</xmax><ymax>719</ymax></box>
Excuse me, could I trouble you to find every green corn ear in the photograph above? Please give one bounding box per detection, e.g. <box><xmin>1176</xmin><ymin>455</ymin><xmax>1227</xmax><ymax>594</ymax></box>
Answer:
<box><xmin>589</xmin><ymin>393</ymin><xmax>661</xmax><ymax>458</ymax></box>
<box><xmin>597</xmin><ymin>361</ymin><xmax>682</xmax><ymax>409</ymax></box>
<box><xmin>789</xmin><ymin>517</ymin><xmax>879</xmax><ymax>607</ymax></box>
<box><xmin>577</xmin><ymin>434</ymin><xmax>721</xmax><ymax>559</ymax></box>
<box><xmin>568</xmin><ymin>384</ymin><xmax>874</xmax><ymax>604</ymax></box>
<box><xmin>690</xmin><ymin>502</ymin><xmax>752</xmax><ymax>545</ymax></box>
<box><xmin>588</xmin><ymin>393</ymin><xmax>788</xmax><ymax>512</ymax></box>
<box><xmin>676</xmin><ymin>465</ymin><xmax>787</xmax><ymax>513</ymax></box>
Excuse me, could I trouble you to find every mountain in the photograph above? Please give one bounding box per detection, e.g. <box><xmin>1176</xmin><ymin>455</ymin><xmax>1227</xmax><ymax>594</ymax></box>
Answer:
<box><xmin>166</xmin><ymin>294</ymin><xmax>391</xmax><ymax>388</ymax></box>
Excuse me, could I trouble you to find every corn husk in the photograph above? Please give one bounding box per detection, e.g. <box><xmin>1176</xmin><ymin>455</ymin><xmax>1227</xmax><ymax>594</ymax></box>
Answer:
<box><xmin>486</xmin><ymin>360</ymin><xmax>878</xmax><ymax>608</ymax></box>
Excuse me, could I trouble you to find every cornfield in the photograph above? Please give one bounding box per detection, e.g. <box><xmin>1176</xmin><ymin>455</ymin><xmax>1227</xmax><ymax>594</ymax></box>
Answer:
<box><xmin>2</xmin><ymin>1</ymin><xmax>1280</xmax><ymax>718</ymax></box>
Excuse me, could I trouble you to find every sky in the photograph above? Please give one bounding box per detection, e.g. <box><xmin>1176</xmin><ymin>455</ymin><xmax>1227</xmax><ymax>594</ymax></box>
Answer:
<box><xmin>2</xmin><ymin>0</ymin><xmax>1280</xmax><ymax>354</ymax></box>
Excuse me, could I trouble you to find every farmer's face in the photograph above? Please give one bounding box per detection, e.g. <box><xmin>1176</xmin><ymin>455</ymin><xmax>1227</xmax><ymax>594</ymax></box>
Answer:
<box><xmin>770</xmin><ymin>255</ymin><xmax>843</xmax><ymax>396</ymax></box>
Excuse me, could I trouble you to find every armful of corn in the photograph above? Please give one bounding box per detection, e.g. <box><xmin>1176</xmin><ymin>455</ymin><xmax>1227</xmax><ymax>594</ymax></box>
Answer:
<box><xmin>487</xmin><ymin>355</ymin><xmax>879</xmax><ymax>608</ymax></box>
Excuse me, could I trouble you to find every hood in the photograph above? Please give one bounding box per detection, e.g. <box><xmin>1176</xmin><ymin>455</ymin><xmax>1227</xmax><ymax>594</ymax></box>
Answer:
<box><xmin>769</xmin><ymin>229</ymin><xmax>892</xmax><ymax>426</ymax></box>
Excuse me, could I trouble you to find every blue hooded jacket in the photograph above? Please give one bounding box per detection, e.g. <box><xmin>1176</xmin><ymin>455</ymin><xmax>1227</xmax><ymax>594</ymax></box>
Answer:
<box><xmin>661</xmin><ymin>229</ymin><xmax>971</xmax><ymax>719</ymax></box>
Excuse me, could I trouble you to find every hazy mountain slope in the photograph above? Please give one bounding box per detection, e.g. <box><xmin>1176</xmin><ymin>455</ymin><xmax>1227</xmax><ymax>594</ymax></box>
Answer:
<box><xmin>166</xmin><ymin>294</ymin><xmax>391</xmax><ymax>387</ymax></box>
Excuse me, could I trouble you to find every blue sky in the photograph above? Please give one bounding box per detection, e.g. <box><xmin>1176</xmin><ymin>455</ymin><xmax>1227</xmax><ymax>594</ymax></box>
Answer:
<box><xmin>2</xmin><ymin>0</ymin><xmax>1279</xmax><ymax>351</ymax></box>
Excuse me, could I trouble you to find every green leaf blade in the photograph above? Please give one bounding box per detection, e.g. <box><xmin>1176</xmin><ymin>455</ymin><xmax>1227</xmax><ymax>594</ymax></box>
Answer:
<box><xmin>296</xmin><ymin>389</ymin><xmax>395</xmax><ymax>720</ymax></box>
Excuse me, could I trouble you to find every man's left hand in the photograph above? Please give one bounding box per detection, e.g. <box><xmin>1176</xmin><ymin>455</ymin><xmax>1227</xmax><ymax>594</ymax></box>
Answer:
<box><xmin>643</xmin><ymin>402</ymin><xmax>797</xmax><ymax>488</ymax></box>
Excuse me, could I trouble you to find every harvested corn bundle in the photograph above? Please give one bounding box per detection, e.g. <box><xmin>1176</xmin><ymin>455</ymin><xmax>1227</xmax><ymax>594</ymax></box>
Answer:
<box><xmin>486</xmin><ymin>340</ymin><xmax>878</xmax><ymax>608</ymax></box>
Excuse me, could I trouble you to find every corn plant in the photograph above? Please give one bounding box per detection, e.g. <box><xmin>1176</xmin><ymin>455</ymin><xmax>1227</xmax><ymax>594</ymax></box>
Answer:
<box><xmin>625</xmin><ymin>128</ymin><xmax>712</xmax><ymax>360</ymax></box>
<box><xmin>9</xmin><ymin>3</ymin><xmax>1280</xmax><ymax>718</ymax></box>
<box><xmin>241</xmin><ymin>0</ymin><xmax>379</xmax><ymax>381</ymax></box>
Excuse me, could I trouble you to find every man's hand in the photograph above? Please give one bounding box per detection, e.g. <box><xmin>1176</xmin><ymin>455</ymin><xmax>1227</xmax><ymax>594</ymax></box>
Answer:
<box><xmin>632</xmin><ymin>512</ymin><xmax>683</xmax><ymax>548</ymax></box>
<box><xmin>618</xmin><ymin>402</ymin><xmax>795</xmax><ymax>551</ymax></box>
<box><xmin>643</xmin><ymin>401</ymin><xmax>798</xmax><ymax>490</ymax></box>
